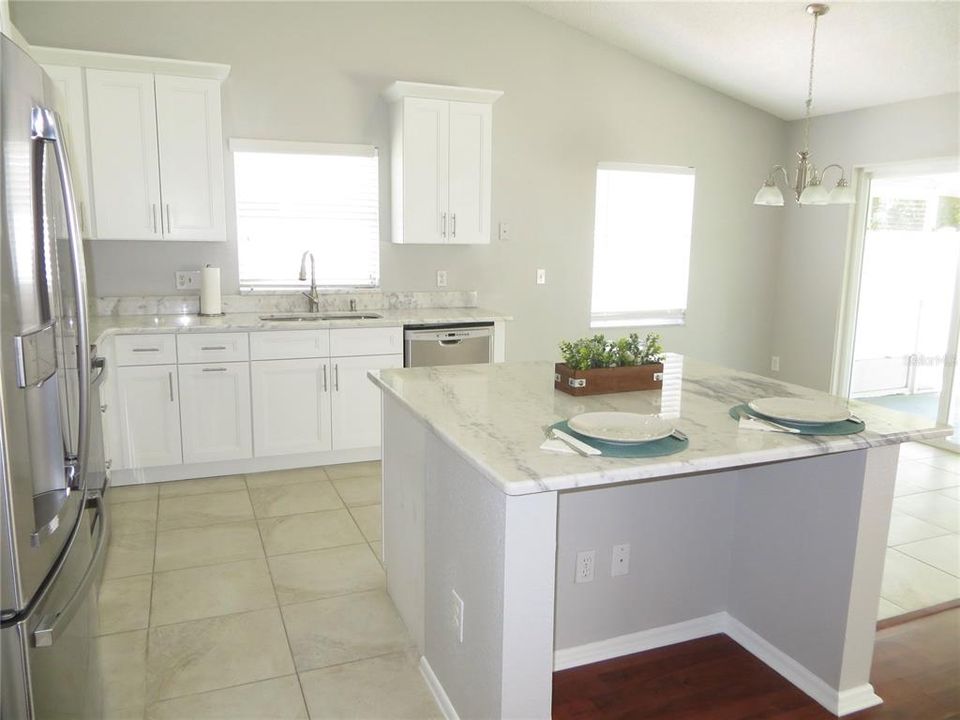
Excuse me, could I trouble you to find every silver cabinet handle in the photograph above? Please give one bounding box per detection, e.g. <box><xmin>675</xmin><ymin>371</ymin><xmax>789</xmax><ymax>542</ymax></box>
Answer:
<box><xmin>168</xmin><ymin>371</ymin><xmax>174</xmax><ymax>402</ymax></box>
<box><xmin>452</xmin><ymin>213</ymin><xmax>456</xmax><ymax>239</ymax></box>
<box><xmin>201</xmin><ymin>346</ymin><xmax>227</xmax><ymax>351</ymax></box>
<box><xmin>152</xmin><ymin>204</ymin><xmax>158</xmax><ymax>233</ymax></box>
<box><xmin>441</xmin><ymin>212</ymin><xmax>446</xmax><ymax>239</ymax></box>
<box><xmin>323</xmin><ymin>364</ymin><xmax>328</xmax><ymax>392</ymax></box>
<box><xmin>334</xmin><ymin>363</ymin><xmax>339</xmax><ymax>392</ymax></box>
<box><xmin>132</xmin><ymin>347</ymin><xmax>160</xmax><ymax>353</ymax></box>
<box><xmin>165</xmin><ymin>204</ymin><xmax>172</xmax><ymax>233</ymax></box>
<box><xmin>202</xmin><ymin>367</ymin><xmax>227</xmax><ymax>373</ymax></box>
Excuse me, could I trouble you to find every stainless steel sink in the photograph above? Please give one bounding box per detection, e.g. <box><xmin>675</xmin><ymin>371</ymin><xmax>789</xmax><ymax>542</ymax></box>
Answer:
<box><xmin>259</xmin><ymin>312</ymin><xmax>383</xmax><ymax>322</ymax></box>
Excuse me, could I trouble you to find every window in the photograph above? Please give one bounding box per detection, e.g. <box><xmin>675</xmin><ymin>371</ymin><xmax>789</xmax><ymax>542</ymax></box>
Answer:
<box><xmin>590</xmin><ymin>163</ymin><xmax>695</xmax><ymax>327</ymax></box>
<box><xmin>232</xmin><ymin>139</ymin><xmax>380</xmax><ymax>289</ymax></box>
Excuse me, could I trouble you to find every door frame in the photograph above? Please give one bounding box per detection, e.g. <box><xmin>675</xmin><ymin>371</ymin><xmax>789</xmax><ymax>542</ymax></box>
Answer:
<box><xmin>831</xmin><ymin>156</ymin><xmax>960</xmax><ymax>448</ymax></box>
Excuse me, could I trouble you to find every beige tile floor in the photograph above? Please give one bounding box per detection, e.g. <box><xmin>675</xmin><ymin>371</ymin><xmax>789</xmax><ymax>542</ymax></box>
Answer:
<box><xmin>878</xmin><ymin>443</ymin><xmax>960</xmax><ymax>620</ymax></box>
<box><xmin>100</xmin><ymin>461</ymin><xmax>441</xmax><ymax>720</ymax></box>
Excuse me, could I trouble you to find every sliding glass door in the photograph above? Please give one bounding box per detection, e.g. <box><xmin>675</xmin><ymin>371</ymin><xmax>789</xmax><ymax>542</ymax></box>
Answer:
<box><xmin>842</xmin><ymin>163</ymin><xmax>960</xmax><ymax>449</ymax></box>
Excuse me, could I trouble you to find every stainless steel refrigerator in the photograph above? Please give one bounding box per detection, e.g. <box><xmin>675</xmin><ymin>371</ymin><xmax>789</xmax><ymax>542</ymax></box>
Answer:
<box><xmin>1</xmin><ymin>32</ymin><xmax>108</xmax><ymax>719</ymax></box>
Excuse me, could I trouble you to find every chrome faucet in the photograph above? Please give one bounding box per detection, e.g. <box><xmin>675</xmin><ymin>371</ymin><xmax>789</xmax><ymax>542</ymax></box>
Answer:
<box><xmin>299</xmin><ymin>251</ymin><xmax>320</xmax><ymax>312</ymax></box>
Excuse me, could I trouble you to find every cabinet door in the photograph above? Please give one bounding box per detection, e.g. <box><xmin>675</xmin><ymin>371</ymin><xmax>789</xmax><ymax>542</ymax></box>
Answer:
<box><xmin>155</xmin><ymin>75</ymin><xmax>227</xmax><ymax>241</ymax></box>
<box><xmin>85</xmin><ymin>69</ymin><xmax>162</xmax><ymax>240</ymax></box>
<box><xmin>178</xmin><ymin>363</ymin><xmax>252</xmax><ymax>463</ymax></box>
<box><xmin>447</xmin><ymin>101</ymin><xmax>492</xmax><ymax>245</ymax></box>
<box><xmin>331</xmin><ymin>354</ymin><xmax>402</xmax><ymax>451</ymax></box>
<box><xmin>42</xmin><ymin>64</ymin><xmax>95</xmax><ymax>237</ymax></box>
<box><xmin>400</xmin><ymin>97</ymin><xmax>449</xmax><ymax>244</ymax></box>
<box><xmin>116</xmin><ymin>365</ymin><xmax>181</xmax><ymax>469</ymax></box>
<box><xmin>251</xmin><ymin>359</ymin><xmax>331</xmax><ymax>457</ymax></box>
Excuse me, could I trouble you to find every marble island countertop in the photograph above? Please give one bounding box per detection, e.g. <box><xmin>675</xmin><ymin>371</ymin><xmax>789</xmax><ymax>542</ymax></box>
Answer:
<box><xmin>91</xmin><ymin>306</ymin><xmax>511</xmax><ymax>345</ymax></box>
<box><xmin>369</xmin><ymin>356</ymin><xmax>952</xmax><ymax>496</ymax></box>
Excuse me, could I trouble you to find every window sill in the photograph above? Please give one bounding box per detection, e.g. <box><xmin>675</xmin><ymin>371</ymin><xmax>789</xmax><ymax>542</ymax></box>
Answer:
<box><xmin>590</xmin><ymin>315</ymin><xmax>685</xmax><ymax>329</ymax></box>
<box><xmin>239</xmin><ymin>285</ymin><xmax>380</xmax><ymax>295</ymax></box>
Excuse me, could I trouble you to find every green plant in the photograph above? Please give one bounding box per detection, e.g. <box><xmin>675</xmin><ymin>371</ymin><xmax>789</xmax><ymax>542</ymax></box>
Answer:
<box><xmin>558</xmin><ymin>332</ymin><xmax>663</xmax><ymax>371</ymax></box>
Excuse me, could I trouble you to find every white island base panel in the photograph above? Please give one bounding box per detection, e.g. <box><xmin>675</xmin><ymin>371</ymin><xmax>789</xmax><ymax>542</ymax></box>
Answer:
<box><xmin>382</xmin><ymin>394</ymin><xmax>898</xmax><ymax>720</ymax></box>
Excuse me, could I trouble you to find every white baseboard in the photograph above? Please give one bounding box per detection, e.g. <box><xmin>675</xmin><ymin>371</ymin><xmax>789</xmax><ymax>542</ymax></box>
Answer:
<box><xmin>419</xmin><ymin>656</ymin><xmax>459</xmax><ymax>720</ymax></box>
<box><xmin>553</xmin><ymin>612</ymin><xmax>727</xmax><ymax>671</ymax></box>
<box><xmin>110</xmin><ymin>446</ymin><xmax>379</xmax><ymax>486</ymax></box>
<box><xmin>554</xmin><ymin>613</ymin><xmax>882</xmax><ymax>717</ymax></box>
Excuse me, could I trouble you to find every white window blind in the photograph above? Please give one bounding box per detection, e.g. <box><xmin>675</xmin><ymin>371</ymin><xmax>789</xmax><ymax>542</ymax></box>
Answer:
<box><xmin>232</xmin><ymin>139</ymin><xmax>380</xmax><ymax>289</ymax></box>
<box><xmin>590</xmin><ymin>163</ymin><xmax>695</xmax><ymax>328</ymax></box>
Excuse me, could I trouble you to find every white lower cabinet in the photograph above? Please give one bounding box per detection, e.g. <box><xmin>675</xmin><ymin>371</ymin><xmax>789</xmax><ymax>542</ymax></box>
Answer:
<box><xmin>251</xmin><ymin>358</ymin><xmax>332</xmax><ymax>457</ymax></box>
<box><xmin>179</xmin><ymin>363</ymin><xmax>252</xmax><ymax>463</ymax></box>
<box><xmin>115</xmin><ymin>364</ymin><xmax>182</xmax><ymax>469</ymax></box>
<box><xmin>331</xmin><ymin>354</ymin><xmax>403</xmax><ymax>451</ymax></box>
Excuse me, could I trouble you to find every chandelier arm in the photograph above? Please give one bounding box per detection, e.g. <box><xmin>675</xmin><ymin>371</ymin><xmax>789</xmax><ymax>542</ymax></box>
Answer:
<box><xmin>819</xmin><ymin>163</ymin><xmax>847</xmax><ymax>184</ymax></box>
<box><xmin>769</xmin><ymin>165</ymin><xmax>791</xmax><ymax>188</ymax></box>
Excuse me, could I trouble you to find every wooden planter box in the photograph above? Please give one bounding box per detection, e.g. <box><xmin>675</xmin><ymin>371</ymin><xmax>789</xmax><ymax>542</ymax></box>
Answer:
<box><xmin>554</xmin><ymin>362</ymin><xmax>664</xmax><ymax>396</ymax></box>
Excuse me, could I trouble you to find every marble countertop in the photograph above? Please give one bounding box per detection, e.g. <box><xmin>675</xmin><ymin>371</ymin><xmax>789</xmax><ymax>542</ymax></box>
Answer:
<box><xmin>91</xmin><ymin>307</ymin><xmax>511</xmax><ymax>345</ymax></box>
<box><xmin>369</xmin><ymin>356</ymin><xmax>952</xmax><ymax>496</ymax></box>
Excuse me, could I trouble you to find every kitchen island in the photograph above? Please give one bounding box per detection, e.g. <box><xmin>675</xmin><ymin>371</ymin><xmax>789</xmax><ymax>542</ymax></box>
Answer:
<box><xmin>369</xmin><ymin>356</ymin><xmax>950</xmax><ymax>720</ymax></box>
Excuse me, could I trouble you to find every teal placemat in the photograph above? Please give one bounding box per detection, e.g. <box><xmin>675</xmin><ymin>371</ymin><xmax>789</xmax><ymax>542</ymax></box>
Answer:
<box><xmin>549</xmin><ymin>421</ymin><xmax>688</xmax><ymax>458</ymax></box>
<box><xmin>728</xmin><ymin>404</ymin><xmax>865</xmax><ymax>435</ymax></box>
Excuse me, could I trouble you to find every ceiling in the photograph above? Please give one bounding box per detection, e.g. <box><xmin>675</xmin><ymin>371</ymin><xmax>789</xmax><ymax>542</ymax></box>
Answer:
<box><xmin>527</xmin><ymin>1</ymin><xmax>960</xmax><ymax>120</ymax></box>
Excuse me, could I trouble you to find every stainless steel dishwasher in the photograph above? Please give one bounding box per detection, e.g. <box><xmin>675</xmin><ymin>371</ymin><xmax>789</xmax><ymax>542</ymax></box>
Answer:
<box><xmin>403</xmin><ymin>323</ymin><xmax>494</xmax><ymax>367</ymax></box>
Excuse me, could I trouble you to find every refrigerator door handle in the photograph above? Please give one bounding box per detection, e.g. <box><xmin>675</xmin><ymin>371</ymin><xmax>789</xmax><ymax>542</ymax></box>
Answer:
<box><xmin>31</xmin><ymin>106</ymin><xmax>92</xmax><ymax>491</ymax></box>
<box><xmin>33</xmin><ymin>491</ymin><xmax>108</xmax><ymax>648</ymax></box>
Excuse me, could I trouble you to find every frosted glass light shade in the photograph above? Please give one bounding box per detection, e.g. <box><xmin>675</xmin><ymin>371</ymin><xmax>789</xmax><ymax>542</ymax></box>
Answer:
<box><xmin>799</xmin><ymin>182</ymin><xmax>829</xmax><ymax>205</ymax></box>
<box><xmin>828</xmin><ymin>183</ymin><xmax>856</xmax><ymax>204</ymax></box>
<box><xmin>753</xmin><ymin>183</ymin><xmax>784</xmax><ymax>206</ymax></box>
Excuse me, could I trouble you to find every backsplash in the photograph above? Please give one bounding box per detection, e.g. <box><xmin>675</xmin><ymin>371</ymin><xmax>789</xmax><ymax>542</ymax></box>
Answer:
<box><xmin>94</xmin><ymin>290</ymin><xmax>479</xmax><ymax>317</ymax></box>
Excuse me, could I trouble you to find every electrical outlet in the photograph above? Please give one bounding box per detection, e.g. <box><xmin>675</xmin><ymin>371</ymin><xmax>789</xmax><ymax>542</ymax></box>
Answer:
<box><xmin>536</xmin><ymin>268</ymin><xmax>546</xmax><ymax>285</ymax></box>
<box><xmin>499</xmin><ymin>221</ymin><xmax>511</xmax><ymax>241</ymax></box>
<box><xmin>575</xmin><ymin>550</ymin><xmax>595</xmax><ymax>583</ymax></box>
<box><xmin>771</xmin><ymin>355</ymin><xmax>780</xmax><ymax>372</ymax></box>
<box><xmin>611</xmin><ymin>543</ymin><xmax>630</xmax><ymax>576</ymax></box>
<box><xmin>175</xmin><ymin>270</ymin><xmax>201</xmax><ymax>290</ymax></box>
<box><xmin>436</xmin><ymin>270</ymin><xmax>448</xmax><ymax>288</ymax></box>
<box><xmin>451</xmin><ymin>589</ymin><xmax>464</xmax><ymax>643</ymax></box>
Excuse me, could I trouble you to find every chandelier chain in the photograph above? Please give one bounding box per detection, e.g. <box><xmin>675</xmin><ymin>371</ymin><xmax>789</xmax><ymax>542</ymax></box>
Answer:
<box><xmin>802</xmin><ymin>11</ymin><xmax>820</xmax><ymax>153</ymax></box>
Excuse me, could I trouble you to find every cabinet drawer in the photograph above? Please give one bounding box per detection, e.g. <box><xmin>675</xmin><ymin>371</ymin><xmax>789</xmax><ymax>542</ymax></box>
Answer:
<box><xmin>114</xmin><ymin>334</ymin><xmax>177</xmax><ymax>366</ymax></box>
<box><xmin>177</xmin><ymin>333</ymin><xmax>249</xmax><ymax>364</ymax></box>
<box><xmin>250</xmin><ymin>330</ymin><xmax>330</xmax><ymax>360</ymax></box>
<box><xmin>330</xmin><ymin>327</ymin><xmax>402</xmax><ymax>357</ymax></box>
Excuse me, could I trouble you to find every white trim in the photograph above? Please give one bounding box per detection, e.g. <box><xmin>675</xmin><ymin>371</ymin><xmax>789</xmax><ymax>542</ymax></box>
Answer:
<box><xmin>110</xmin><ymin>446</ymin><xmax>379</xmax><ymax>486</ymax></box>
<box><xmin>229</xmin><ymin>138</ymin><xmax>378</xmax><ymax>157</ymax></box>
<box><xmin>724</xmin><ymin>615</ymin><xmax>882</xmax><ymax>716</ymax></box>
<box><xmin>419</xmin><ymin>657</ymin><xmax>460</xmax><ymax>720</ymax></box>
<box><xmin>553</xmin><ymin>612</ymin><xmax>726</xmax><ymax>671</ymax></box>
<box><xmin>598</xmin><ymin>161</ymin><xmax>695</xmax><ymax>175</ymax></box>
<box><xmin>383</xmin><ymin>80</ymin><xmax>502</xmax><ymax>105</ymax></box>
<box><xmin>29</xmin><ymin>45</ymin><xmax>230</xmax><ymax>80</ymax></box>
<box><xmin>553</xmin><ymin>612</ymin><xmax>883</xmax><ymax>717</ymax></box>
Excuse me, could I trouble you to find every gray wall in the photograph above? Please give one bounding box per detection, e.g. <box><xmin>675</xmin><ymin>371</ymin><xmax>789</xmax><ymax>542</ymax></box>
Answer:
<box><xmin>770</xmin><ymin>93</ymin><xmax>960</xmax><ymax>391</ymax></box>
<box><xmin>13</xmin><ymin>1</ymin><xmax>786</xmax><ymax>368</ymax></box>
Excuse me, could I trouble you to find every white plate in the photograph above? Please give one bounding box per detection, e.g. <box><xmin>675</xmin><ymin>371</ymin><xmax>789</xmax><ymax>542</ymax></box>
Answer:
<box><xmin>747</xmin><ymin>397</ymin><xmax>851</xmax><ymax>424</ymax></box>
<box><xmin>567</xmin><ymin>412</ymin><xmax>675</xmax><ymax>443</ymax></box>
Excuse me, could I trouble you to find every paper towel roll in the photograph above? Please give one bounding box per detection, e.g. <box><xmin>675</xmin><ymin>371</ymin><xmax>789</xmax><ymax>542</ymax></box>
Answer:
<box><xmin>200</xmin><ymin>265</ymin><xmax>222</xmax><ymax>315</ymax></box>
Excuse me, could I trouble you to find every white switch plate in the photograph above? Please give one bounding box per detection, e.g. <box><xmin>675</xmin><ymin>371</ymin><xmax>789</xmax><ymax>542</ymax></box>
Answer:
<box><xmin>575</xmin><ymin>550</ymin><xmax>595</xmax><ymax>583</ymax></box>
<box><xmin>436</xmin><ymin>270</ymin><xmax>448</xmax><ymax>288</ymax></box>
<box><xmin>536</xmin><ymin>268</ymin><xmax>546</xmax><ymax>285</ymax></box>
<box><xmin>175</xmin><ymin>270</ymin><xmax>201</xmax><ymax>290</ymax></box>
<box><xmin>499</xmin><ymin>221</ymin><xmax>511</xmax><ymax>241</ymax></box>
<box><xmin>451</xmin><ymin>588</ymin><xmax>464</xmax><ymax>643</ymax></box>
<box><xmin>611</xmin><ymin>543</ymin><xmax>630</xmax><ymax>576</ymax></box>
<box><xmin>771</xmin><ymin>355</ymin><xmax>780</xmax><ymax>372</ymax></box>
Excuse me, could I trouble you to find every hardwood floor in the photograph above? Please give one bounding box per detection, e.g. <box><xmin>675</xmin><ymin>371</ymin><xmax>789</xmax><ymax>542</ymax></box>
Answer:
<box><xmin>552</xmin><ymin>609</ymin><xmax>959</xmax><ymax>720</ymax></box>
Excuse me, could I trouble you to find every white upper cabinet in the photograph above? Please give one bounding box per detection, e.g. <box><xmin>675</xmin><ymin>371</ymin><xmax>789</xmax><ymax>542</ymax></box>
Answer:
<box><xmin>42</xmin><ymin>64</ymin><xmax>95</xmax><ymax>237</ymax></box>
<box><xmin>86</xmin><ymin>69</ymin><xmax>162</xmax><ymax>240</ymax></box>
<box><xmin>154</xmin><ymin>75</ymin><xmax>226</xmax><ymax>241</ymax></box>
<box><xmin>78</xmin><ymin>62</ymin><xmax>227</xmax><ymax>242</ymax></box>
<box><xmin>385</xmin><ymin>81</ymin><xmax>501</xmax><ymax>245</ymax></box>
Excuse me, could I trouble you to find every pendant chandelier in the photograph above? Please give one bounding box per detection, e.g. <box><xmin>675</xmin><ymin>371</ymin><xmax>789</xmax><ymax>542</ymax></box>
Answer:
<box><xmin>754</xmin><ymin>4</ymin><xmax>855</xmax><ymax>207</ymax></box>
